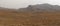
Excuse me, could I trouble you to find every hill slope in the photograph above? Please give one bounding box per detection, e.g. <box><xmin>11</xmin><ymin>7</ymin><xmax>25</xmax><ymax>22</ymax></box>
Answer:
<box><xmin>0</xmin><ymin>4</ymin><xmax>60</xmax><ymax>26</ymax></box>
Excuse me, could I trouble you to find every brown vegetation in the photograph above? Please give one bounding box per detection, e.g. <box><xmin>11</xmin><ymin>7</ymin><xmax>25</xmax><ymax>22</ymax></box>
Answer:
<box><xmin>0</xmin><ymin>10</ymin><xmax>60</xmax><ymax>26</ymax></box>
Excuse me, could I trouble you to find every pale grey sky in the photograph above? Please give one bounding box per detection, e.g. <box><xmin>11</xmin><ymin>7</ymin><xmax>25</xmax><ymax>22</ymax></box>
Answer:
<box><xmin>0</xmin><ymin>0</ymin><xmax>60</xmax><ymax>9</ymax></box>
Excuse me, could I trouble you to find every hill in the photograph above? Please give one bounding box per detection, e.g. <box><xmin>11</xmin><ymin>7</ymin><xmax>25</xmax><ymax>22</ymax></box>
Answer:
<box><xmin>0</xmin><ymin>4</ymin><xmax>60</xmax><ymax>26</ymax></box>
<box><xmin>18</xmin><ymin>3</ymin><xmax>60</xmax><ymax>12</ymax></box>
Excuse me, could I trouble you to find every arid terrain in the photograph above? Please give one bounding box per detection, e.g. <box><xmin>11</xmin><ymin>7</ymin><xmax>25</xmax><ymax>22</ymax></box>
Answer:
<box><xmin>0</xmin><ymin>4</ymin><xmax>60</xmax><ymax>26</ymax></box>
<box><xmin>0</xmin><ymin>10</ymin><xmax>60</xmax><ymax>26</ymax></box>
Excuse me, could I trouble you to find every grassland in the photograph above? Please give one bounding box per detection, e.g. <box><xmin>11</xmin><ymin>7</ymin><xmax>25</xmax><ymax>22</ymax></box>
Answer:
<box><xmin>0</xmin><ymin>10</ymin><xmax>60</xmax><ymax>26</ymax></box>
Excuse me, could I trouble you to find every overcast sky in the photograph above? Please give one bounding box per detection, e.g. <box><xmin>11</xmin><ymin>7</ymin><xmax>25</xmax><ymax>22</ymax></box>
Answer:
<box><xmin>0</xmin><ymin>0</ymin><xmax>60</xmax><ymax>9</ymax></box>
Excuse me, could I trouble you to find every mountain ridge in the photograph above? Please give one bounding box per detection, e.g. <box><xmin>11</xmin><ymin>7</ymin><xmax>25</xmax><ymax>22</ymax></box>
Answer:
<box><xmin>18</xmin><ymin>3</ymin><xmax>60</xmax><ymax>12</ymax></box>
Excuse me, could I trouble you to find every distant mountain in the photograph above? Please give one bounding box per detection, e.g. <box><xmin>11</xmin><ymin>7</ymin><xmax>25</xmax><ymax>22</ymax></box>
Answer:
<box><xmin>0</xmin><ymin>7</ymin><xmax>17</xmax><ymax>13</ymax></box>
<box><xmin>18</xmin><ymin>3</ymin><xmax>60</xmax><ymax>12</ymax></box>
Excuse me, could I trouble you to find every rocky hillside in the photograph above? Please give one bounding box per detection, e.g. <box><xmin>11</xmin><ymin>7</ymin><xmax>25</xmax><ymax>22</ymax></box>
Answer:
<box><xmin>18</xmin><ymin>3</ymin><xmax>60</xmax><ymax>12</ymax></box>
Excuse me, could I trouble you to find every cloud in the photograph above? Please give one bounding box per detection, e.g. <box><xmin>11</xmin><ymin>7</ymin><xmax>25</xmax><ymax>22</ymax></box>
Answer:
<box><xmin>0</xmin><ymin>0</ymin><xmax>60</xmax><ymax>9</ymax></box>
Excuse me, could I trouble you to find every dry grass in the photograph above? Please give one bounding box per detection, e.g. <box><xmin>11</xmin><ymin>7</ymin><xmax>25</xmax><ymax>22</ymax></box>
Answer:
<box><xmin>0</xmin><ymin>11</ymin><xmax>60</xmax><ymax>26</ymax></box>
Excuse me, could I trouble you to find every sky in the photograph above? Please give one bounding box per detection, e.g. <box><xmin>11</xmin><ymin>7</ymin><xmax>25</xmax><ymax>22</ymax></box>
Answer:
<box><xmin>0</xmin><ymin>0</ymin><xmax>60</xmax><ymax>9</ymax></box>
